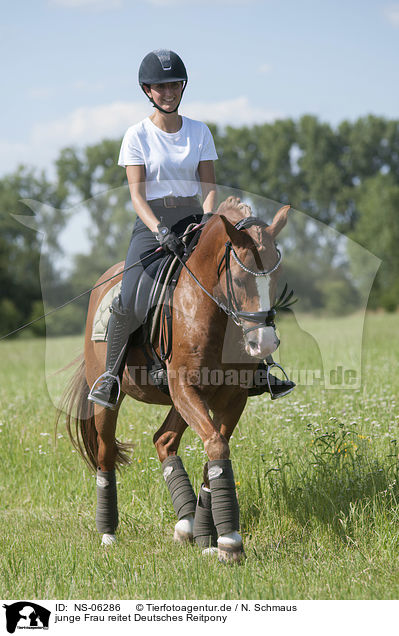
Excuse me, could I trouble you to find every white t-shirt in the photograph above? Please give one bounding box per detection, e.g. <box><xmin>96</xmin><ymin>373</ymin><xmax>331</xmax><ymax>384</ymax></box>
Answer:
<box><xmin>118</xmin><ymin>116</ymin><xmax>218</xmax><ymax>200</ymax></box>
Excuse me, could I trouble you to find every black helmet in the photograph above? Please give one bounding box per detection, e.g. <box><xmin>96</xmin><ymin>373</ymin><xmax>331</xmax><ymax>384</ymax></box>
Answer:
<box><xmin>139</xmin><ymin>49</ymin><xmax>187</xmax><ymax>86</ymax></box>
<box><xmin>139</xmin><ymin>49</ymin><xmax>187</xmax><ymax>114</ymax></box>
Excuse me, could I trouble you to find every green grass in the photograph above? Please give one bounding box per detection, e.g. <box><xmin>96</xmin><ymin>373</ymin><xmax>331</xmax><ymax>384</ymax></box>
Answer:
<box><xmin>1</xmin><ymin>312</ymin><xmax>399</xmax><ymax>599</ymax></box>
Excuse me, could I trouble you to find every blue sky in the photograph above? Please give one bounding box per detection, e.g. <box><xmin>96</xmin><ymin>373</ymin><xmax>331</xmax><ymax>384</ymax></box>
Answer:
<box><xmin>2</xmin><ymin>0</ymin><xmax>399</xmax><ymax>177</ymax></box>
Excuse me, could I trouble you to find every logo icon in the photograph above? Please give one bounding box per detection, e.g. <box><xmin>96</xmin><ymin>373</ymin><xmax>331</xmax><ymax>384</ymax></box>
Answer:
<box><xmin>2</xmin><ymin>602</ymin><xmax>51</xmax><ymax>633</ymax></box>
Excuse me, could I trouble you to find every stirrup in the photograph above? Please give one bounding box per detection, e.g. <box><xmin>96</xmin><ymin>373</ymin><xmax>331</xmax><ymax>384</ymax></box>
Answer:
<box><xmin>88</xmin><ymin>372</ymin><xmax>121</xmax><ymax>409</ymax></box>
<box><xmin>266</xmin><ymin>362</ymin><xmax>295</xmax><ymax>400</ymax></box>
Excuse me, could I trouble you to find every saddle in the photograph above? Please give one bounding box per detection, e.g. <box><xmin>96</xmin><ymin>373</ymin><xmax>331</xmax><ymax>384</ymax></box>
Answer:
<box><xmin>90</xmin><ymin>255</ymin><xmax>173</xmax><ymax>342</ymax></box>
<box><xmin>92</xmin><ymin>223</ymin><xmax>204</xmax><ymax>394</ymax></box>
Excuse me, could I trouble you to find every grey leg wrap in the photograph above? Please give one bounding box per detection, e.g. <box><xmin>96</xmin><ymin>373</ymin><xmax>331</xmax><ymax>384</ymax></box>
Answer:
<box><xmin>95</xmin><ymin>468</ymin><xmax>118</xmax><ymax>534</ymax></box>
<box><xmin>208</xmin><ymin>459</ymin><xmax>240</xmax><ymax>537</ymax></box>
<box><xmin>193</xmin><ymin>484</ymin><xmax>218</xmax><ymax>548</ymax></box>
<box><xmin>162</xmin><ymin>456</ymin><xmax>197</xmax><ymax>520</ymax></box>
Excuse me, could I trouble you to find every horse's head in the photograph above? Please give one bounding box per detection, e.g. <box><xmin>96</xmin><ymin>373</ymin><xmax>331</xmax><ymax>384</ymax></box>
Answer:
<box><xmin>216</xmin><ymin>203</ymin><xmax>290</xmax><ymax>359</ymax></box>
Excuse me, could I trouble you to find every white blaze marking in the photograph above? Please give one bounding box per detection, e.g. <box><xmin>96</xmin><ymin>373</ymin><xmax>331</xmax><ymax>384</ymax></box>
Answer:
<box><xmin>244</xmin><ymin>274</ymin><xmax>279</xmax><ymax>357</ymax></box>
<box><xmin>256</xmin><ymin>275</ymin><xmax>271</xmax><ymax>311</ymax></box>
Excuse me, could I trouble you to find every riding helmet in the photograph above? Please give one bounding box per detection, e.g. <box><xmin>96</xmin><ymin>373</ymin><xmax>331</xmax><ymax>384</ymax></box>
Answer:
<box><xmin>139</xmin><ymin>49</ymin><xmax>188</xmax><ymax>86</ymax></box>
<box><xmin>139</xmin><ymin>49</ymin><xmax>188</xmax><ymax>113</ymax></box>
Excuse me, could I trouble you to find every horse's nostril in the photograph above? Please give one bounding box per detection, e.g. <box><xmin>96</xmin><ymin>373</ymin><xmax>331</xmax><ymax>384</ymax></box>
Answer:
<box><xmin>248</xmin><ymin>341</ymin><xmax>258</xmax><ymax>350</ymax></box>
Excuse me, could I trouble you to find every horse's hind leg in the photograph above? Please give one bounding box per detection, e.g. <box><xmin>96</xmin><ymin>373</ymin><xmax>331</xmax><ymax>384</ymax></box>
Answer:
<box><xmin>153</xmin><ymin>408</ymin><xmax>197</xmax><ymax>543</ymax></box>
<box><xmin>94</xmin><ymin>404</ymin><xmax>121</xmax><ymax>546</ymax></box>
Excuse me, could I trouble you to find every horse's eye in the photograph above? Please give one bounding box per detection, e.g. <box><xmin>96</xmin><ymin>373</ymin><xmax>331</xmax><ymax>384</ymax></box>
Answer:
<box><xmin>234</xmin><ymin>278</ymin><xmax>244</xmax><ymax>288</ymax></box>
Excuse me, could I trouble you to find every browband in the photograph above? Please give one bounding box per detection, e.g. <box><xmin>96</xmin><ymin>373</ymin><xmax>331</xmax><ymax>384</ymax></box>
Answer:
<box><xmin>234</xmin><ymin>216</ymin><xmax>269</xmax><ymax>231</ymax></box>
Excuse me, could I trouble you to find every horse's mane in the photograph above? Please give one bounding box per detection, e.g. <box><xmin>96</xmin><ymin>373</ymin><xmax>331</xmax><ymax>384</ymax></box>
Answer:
<box><xmin>214</xmin><ymin>196</ymin><xmax>264</xmax><ymax>244</ymax></box>
<box><xmin>215</xmin><ymin>196</ymin><xmax>252</xmax><ymax>224</ymax></box>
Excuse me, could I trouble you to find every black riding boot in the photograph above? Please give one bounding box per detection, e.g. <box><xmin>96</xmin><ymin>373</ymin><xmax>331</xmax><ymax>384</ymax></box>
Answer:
<box><xmin>248</xmin><ymin>356</ymin><xmax>295</xmax><ymax>400</ymax></box>
<box><xmin>88</xmin><ymin>295</ymin><xmax>133</xmax><ymax>410</ymax></box>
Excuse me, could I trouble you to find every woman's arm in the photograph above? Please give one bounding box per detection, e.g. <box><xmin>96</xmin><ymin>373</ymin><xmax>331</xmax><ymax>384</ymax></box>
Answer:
<box><xmin>198</xmin><ymin>160</ymin><xmax>217</xmax><ymax>214</ymax></box>
<box><xmin>126</xmin><ymin>165</ymin><xmax>160</xmax><ymax>233</ymax></box>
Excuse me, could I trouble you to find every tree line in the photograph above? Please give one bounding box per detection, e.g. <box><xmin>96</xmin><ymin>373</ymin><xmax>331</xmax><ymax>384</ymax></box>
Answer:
<box><xmin>1</xmin><ymin>114</ymin><xmax>398</xmax><ymax>338</ymax></box>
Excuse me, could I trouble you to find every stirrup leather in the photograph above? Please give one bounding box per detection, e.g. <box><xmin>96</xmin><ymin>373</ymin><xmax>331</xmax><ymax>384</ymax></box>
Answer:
<box><xmin>88</xmin><ymin>371</ymin><xmax>121</xmax><ymax>409</ymax></box>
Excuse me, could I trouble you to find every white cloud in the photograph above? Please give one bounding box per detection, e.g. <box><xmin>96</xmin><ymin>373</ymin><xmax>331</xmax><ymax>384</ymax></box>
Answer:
<box><xmin>184</xmin><ymin>96</ymin><xmax>281</xmax><ymax>126</ymax></box>
<box><xmin>0</xmin><ymin>102</ymin><xmax>144</xmax><ymax>177</ymax></box>
<box><xmin>30</xmin><ymin>102</ymin><xmax>148</xmax><ymax>148</ymax></box>
<box><xmin>0</xmin><ymin>97</ymin><xmax>282</xmax><ymax>176</ymax></box>
<box><xmin>383</xmin><ymin>4</ymin><xmax>399</xmax><ymax>26</ymax></box>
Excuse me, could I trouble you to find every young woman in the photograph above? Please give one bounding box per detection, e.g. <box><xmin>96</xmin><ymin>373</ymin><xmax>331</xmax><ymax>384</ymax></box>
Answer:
<box><xmin>88</xmin><ymin>49</ymin><xmax>294</xmax><ymax>409</ymax></box>
<box><xmin>88</xmin><ymin>49</ymin><xmax>218</xmax><ymax>409</ymax></box>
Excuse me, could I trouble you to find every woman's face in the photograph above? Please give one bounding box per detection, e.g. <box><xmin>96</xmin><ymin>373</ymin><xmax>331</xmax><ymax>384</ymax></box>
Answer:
<box><xmin>144</xmin><ymin>81</ymin><xmax>183</xmax><ymax>112</ymax></box>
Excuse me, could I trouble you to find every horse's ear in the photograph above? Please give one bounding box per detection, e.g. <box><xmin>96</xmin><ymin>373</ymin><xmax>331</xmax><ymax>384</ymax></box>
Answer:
<box><xmin>267</xmin><ymin>205</ymin><xmax>290</xmax><ymax>239</ymax></box>
<box><xmin>218</xmin><ymin>214</ymin><xmax>248</xmax><ymax>246</ymax></box>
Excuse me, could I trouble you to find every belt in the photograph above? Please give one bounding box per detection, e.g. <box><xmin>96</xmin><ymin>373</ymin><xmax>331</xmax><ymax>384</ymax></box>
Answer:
<box><xmin>149</xmin><ymin>196</ymin><xmax>200</xmax><ymax>208</ymax></box>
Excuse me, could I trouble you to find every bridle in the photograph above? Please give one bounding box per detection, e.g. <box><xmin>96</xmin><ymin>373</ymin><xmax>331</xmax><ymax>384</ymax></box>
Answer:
<box><xmin>219</xmin><ymin>217</ymin><xmax>282</xmax><ymax>335</ymax></box>
<box><xmin>176</xmin><ymin>216</ymin><xmax>296</xmax><ymax>334</ymax></box>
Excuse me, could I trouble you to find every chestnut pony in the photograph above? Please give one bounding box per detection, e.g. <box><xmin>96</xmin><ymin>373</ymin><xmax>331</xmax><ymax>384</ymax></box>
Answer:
<box><xmin>60</xmin><ymin>197</ymin><xmax>290</xmax><ymax>562</ymax></box>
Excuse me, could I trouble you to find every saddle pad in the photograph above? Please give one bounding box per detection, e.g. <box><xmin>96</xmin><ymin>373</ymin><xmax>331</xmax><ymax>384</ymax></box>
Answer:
<box><xmin>91</xmin><ymin>281</ymin><xmax>122</xmax><ymax>341</ymax></box>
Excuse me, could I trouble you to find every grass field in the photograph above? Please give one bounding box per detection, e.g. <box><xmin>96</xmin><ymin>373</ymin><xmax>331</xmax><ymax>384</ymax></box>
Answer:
<box><xmin>1</xmin><ymin>312</ymin><xmax>399</xmax><ymax>600</ymax></box>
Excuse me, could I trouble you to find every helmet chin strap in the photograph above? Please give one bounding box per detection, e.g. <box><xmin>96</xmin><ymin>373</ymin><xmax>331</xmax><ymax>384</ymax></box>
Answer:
<box><xmin>150</xmin><ymin>98</ymin><xmax>180</xmax><ymax>114</ymax></box>
<box><xmin>142</xmin><ymin>82</ymin><xmax>186</xmax><ymax>115</ymax></box>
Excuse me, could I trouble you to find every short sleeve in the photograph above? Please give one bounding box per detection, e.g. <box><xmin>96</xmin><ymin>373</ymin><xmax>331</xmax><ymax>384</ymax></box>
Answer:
<box><xmin>118</xmin><ymin>127</ymin><xmax>145</xmax><ymax>167</ymax></box>
<box><xmin>199</xmin><ymin>124</ymin><xmax>218</xmax><ymax>162</ymax></box>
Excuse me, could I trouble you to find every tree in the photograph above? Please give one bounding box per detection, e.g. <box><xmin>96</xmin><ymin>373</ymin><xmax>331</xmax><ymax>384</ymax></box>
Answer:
<box><xmin>3</xmin><ymin>114</ymin><xmax>399</xmax><ymax>340</ymax></box>
<box><xmin>350</xmin><ymin>172</ymin><xmax>399</xmax><ymax>310</ymax></box>
<box><xmin>0</xmin><ymin>166</ymin><xmax>67</xmax><ymax>337</ymax></box>
<box><xmin>56</xmin><ymin>140</ymin><xmax>132</xmax><ymax>295</ymax></box>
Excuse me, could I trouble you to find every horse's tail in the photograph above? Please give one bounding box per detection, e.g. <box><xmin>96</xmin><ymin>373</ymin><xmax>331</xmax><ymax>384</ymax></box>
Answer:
<box><xmin>56</xmin><ymin>354</ymin><xmax>131</xmax><ymax>472</ymax></box>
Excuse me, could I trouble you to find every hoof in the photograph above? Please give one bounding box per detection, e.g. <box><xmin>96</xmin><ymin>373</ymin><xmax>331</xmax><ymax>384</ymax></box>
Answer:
<box><xmin>101</xmin><ymin>533</ymin><xmax>117</xmax><ymax>546</ymax></box>
<box><xmin>217</xmin><ymin>545</ymin><xmax>246</xmax><ymax>564</ymax></box>
<box><xmin>217</xmin><ymin>531</ymin><xmax>246</xmax><ymax>564</ymax></box>
<box><xmin>173</xmin><ymin>516</ymin><xmax>194</xmax><ymax>544</ymax></box>
<box><xmin>201</xmin><ymin>547</ymin><xmax>218</xmax><ymax>556</ymax></box>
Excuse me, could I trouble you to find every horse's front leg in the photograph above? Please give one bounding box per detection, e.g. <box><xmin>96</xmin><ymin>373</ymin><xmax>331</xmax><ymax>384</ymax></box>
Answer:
<box><xmin>94</xmin><ymin>404</ymin><xmax>121</xmax><ymax>546</ymax></box>
<box><xmin>153</xmin><ymin>408</ymin><xmax>197</xmax><ymax>543</ymax></box>
<box><xmin>171</xmin><ymin>383</ymin><xmax>247</xmax><ymax>562</ymax></box>
<box><xmin>208</xmin><ymin>392</ymin><xmax>247</xmax><ymax>561</ymax></box>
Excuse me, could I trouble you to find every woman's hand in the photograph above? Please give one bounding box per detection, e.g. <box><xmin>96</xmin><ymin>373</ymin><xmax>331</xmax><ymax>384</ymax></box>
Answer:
<box><xmin>155</xmin><ymin>225</ymin><xmax>185</xmax><ymax>257</ymax></box>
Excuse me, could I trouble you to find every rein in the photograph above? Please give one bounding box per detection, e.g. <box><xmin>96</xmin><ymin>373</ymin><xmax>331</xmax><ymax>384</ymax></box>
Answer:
<box><xmin>0</xmin><ymin>216</ymin><xmax>296</xmax><ymax>342</ymax></box>
<box><xmin>0</xmin><ymin>222</ymin><xmax>207</xmax><ymax>342</ymax></box>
